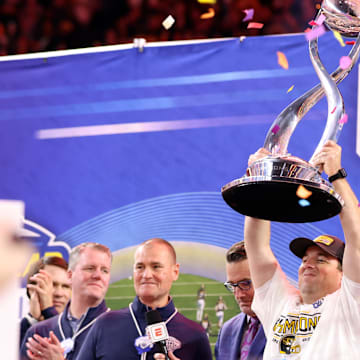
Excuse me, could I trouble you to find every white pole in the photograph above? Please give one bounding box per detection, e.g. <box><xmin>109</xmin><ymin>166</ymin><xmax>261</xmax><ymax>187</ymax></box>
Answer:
<box><xmin>0</xmin><ymin>200</ymin><xmax>31</xmax><ymax>360</ymax></box>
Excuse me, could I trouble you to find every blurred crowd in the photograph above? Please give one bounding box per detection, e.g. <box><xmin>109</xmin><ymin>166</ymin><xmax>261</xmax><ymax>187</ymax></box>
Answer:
<box><xmin>0</xmin><ymin>0</ymin><xmax>321</xmax><ymax>56</ymax></box>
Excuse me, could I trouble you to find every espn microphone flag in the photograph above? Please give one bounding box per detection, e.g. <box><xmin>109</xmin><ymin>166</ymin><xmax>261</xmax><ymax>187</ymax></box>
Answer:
<box><xmin>147</xmin><ymin>322</ymin><xmax>169</xmax><ymax>342</ymax></box>
<box><xmin>145</xmin><ymin>310</ymin><xmax>169</xmax><ymax>359</ymax></box>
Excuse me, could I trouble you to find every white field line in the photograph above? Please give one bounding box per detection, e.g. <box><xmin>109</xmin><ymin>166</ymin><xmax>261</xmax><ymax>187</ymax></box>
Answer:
<box><xmin>106</xmin><ymin>293</ymin><xmax>231</xmax><ymax>300</ymax></box>
<box><xmin>172</xmin><ymin>307</ymin><xmax>236</xmax><ymax>311</ymax></box>
<box><xmin>109</xmin><ymin>281</ymin><xmax>220</xmax><ymax>288</ymax></box>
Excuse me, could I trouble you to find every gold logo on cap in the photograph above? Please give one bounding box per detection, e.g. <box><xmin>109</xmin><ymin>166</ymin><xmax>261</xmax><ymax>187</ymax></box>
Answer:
<box><xmin>314</xmin><ymin>235</ymin><xmax>334</xmax><ymax>246</ymax></box>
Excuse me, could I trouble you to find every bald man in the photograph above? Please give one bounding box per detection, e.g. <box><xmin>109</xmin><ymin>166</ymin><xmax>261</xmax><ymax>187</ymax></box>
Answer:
<box><xmin>78</xmin><ymin>238</ymin><xmax>212</xmax><ymax>360</ymax></box>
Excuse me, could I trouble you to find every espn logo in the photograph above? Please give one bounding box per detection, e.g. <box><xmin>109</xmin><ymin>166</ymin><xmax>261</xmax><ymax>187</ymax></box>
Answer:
<box><xmin>146</xmin><ymin>322</ymin><xmax>169</xmax><ymax>343</ymax></box>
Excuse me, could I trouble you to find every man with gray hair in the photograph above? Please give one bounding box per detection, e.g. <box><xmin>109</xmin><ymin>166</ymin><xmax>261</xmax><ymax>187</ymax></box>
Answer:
<box><xmin>215</xmin><ymin>241</ymin><xmax>266</xmax><ymax>360</ymax></box>
<box><xmin>20</xmin><ymin>242</ymin><xmax>112</xmax><ymax>360</ymax></box>
<box><xmin>77</xmin><ymin>238</ymin><xmax>212</xmax><ymax>360</ymax></box>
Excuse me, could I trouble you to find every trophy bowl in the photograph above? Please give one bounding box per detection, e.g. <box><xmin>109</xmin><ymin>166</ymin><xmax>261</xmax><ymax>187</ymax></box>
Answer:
<box><xmin>322</xmin><ymin>0</ymin><xmax>360</xmax><ymax>37</ymax></box>
<box><xmin>221</xmin><ymin>0</ymin><xmax>360</xmax><ymax>223</ymax></box>
<box><xmin>222</xmin><ymin>156</ymin><xmax>343</xmax><ymax>223</ymax></box>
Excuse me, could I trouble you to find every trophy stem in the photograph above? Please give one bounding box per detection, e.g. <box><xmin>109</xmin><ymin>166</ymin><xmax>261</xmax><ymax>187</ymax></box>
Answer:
<box><xmin>263</xmin><ymin>25</ymin><xmax>360</xmax><ymax>159</ymax></box>
<box><xmin>307</xmin><ymin>30</ymin><xmax>344</xmax><ymax>161</ymax></box>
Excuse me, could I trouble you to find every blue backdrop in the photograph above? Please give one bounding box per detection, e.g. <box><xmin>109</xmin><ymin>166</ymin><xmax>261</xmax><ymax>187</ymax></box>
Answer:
<box><xmin>1</xmin><ymin>32</ymin><xmax>359</xmax><ymax>284</ymax></box>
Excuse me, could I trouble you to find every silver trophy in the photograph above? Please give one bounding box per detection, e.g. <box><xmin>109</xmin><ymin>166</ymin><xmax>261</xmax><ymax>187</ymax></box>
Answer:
<box><xmin>222</xmin><ymin>0</ymin><xmax>360</xmax><ymax>223</ymax></box>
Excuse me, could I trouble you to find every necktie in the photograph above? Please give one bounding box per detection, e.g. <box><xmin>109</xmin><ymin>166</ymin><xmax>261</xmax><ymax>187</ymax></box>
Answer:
<box><xmin>240</xmin><ymin>317</ymin><xmax>260</xmax><ymax>360</ymax></box>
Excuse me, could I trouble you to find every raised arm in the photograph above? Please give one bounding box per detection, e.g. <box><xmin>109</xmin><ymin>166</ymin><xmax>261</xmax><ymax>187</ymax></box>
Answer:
<box><xmin>244</xmin><ymin>148</ymin><xmax>279</xmax><ymax>289</ymax></box>
<box><xmin>244</xmin><ymin>217</ymin><xmax>278</xmax><ymax>288</ymax></box>
<box><xmin>312</xmin><ymin>140</ymin><xmax>360</xmax><ymax>283</ymax></box>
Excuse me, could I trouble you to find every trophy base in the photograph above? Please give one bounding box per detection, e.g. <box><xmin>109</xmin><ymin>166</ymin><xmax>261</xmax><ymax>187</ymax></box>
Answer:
<box><xmin>221</xmin><ymin>157</ymin><xmax>344</xmax><ymax>223</ymax></box>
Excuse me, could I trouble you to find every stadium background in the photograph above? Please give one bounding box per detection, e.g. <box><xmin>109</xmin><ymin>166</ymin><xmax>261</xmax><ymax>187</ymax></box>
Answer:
<box><xmin>1</xmin><ymin>1</ymin><xmax>360</xmax><ymax>358</ymax></box>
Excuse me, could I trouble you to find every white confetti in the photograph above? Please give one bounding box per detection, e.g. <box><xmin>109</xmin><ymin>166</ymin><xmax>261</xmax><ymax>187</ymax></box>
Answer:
<box><xmin>162</xmin><ymin>15</ymin><xmax>175</xmax><ymax>30</ymax></box>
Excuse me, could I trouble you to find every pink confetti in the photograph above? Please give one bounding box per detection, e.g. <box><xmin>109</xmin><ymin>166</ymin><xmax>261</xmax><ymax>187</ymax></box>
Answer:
<box><xmin>271</xmin><ymin>125</ymin><xmax>280</xmax><ymax>134</ymax></box>
<box><xmin>317</xmin><ymin>14</ymin><xmax>326</xmax><ymax>25</ymax></box>
<box><xmin>242</xmin><ymin>8</ymin><xmax>254</xmax><ymax>22</ymax></box>
<box><xmin>331</xmin><ymin>106</ymin><xmax>336</xmax><ymax>114</ymax></box>
<box><xmin>305</xmin><ymin>24</ymin><xmax>326</xmax><ymax>41</ymax></box>
<box><xmin>339</xmin><ymin>55</ymin><xmax>352</xmax><ymax>70</ymax></box>
<box><xmin>247</xmin><ymin>22</ymin><xmax>263</xmax><ymax>29</ymax></box>
<box><xmin>308</xmin><ymin>20</ymin><xmax>318</xmax><ymax>26</ymax></box>
<box><xmin>339</xmin><ymin>113</ymin><xmax>348</xmax><ymax>124</ymax></box>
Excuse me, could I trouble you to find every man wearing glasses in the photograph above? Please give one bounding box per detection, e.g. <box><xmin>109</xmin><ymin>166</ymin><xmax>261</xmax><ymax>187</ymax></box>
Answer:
<box><xmin>215</xmin><ymin>241</ymin><xmax>266</xmax><ymax>360</ymax></box>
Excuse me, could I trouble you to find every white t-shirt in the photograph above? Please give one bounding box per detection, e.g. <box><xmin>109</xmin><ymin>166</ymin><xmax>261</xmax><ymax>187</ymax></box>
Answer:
<box><xmin>252</xmin><ymin>267</ymin><xmax>360</xmax><ymax>360</ymax></box>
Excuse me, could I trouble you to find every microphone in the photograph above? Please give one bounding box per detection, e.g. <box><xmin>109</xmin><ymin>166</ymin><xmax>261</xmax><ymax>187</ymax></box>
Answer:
<box><xmin>145</xmin><ymin>310</ymin><xmax>169</xmax><ymax>360</ymax></box>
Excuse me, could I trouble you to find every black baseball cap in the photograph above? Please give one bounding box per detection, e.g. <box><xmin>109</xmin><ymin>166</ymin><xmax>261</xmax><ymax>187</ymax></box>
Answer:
<box><xmin>289</xmin><ymin>234</ymin><xmax>345</xmax><ymax>264</ymax></box>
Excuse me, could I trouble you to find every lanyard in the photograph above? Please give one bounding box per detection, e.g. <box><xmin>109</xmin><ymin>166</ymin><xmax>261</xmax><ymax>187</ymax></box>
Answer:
<box><xmin>129</xmin><ymin>302</ymin><xmax>178</xmax><ymax>360</ymax></box>
<box><xmin>58</xmin><ymin>307</ymin><xmax>111</xmax><ymax>358</ymax></box>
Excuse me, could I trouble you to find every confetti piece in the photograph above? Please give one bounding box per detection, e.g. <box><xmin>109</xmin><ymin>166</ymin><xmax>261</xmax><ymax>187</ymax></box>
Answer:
<box><xmin>277</xmin><ymin>51</ymin><xmax>289</xmax><ymax>70</ymax></box>
<box><xmin>339</xmin><ymin>55</ymin><xmax>352</xmax><ymax>70</ymax></box>
<box><xmin>287</xmin><ymin>85</ymin><xmax>294</xmax><ymax>93</ymax></box>
<box><xmin>242</xmin><ymin>8</ymin><xmax>254</xmax><ymax>22</ymax></box>
<box><xmin>298</xmin><ymin>199</ymin><xmax>311</xmax><ymax>207</ymax></box>
<box><xmin>339</xmin><ymin>113</ymin><xmax>348</xmax><ymax>124</ymax></box>
<box><xmin>200</xmin><ymin>8</ymin><xmax>215</xmax><ymax>19</ymax></box>
<box><xmin>271</xmin><ymin>124</ymin><xmax>280</xmax><ymax>134</ymax></box>
<box><xmin>305</xmin><ymin>24</ymin><xmax>326</xmax><ymax>41</ymax></box>
<box><xmin>317</xmin><ymin>14</ymin><xmax>326</xmax><ymax>25</ymax></box>
<box><xmin>197</xmin><ymin>0</ymin><xmax>216</xmax><ymax>3</ymax></box>
<box><xmin>247</xmin><ymin>22</ymin><xmax>263</xmax><ymax>29</ymax></box>
<box><xmin>316</xmin><ymin>3</ymin><xmax>321</xmax><ymax>9</ymax></box>
<box><xmin>346</xmin><ymin>40</ymin><xmax>356</xmax><ymax>45</ymax></box>
<box><xmin>333</xmin><ymin>31</ymin><xmax>346</xmax><ymax>47</ymax></box>
<box><xmin>296</xmin><ymin>185</ymin><xmax>312</xmax><ymax>199</ymax></box>
<box><xmin>162</xmin><ymin>15</ymin><xmax>175</xmax><ymax>30</ymax></box>
<box><xmin>331</xmin><ymin>106</ymin><xmax>336</xmax><ymax>114</ymax></box>
<box><xmin>308</xmin><ymin>13</ymin><xmax>326</xmax><ymax>26</ymax></box>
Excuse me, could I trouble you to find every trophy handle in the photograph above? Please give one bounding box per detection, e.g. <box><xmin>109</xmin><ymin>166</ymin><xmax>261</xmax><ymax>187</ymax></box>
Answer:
<box><xmin>309</xmin><ymin>32</ymin><xmax>360</xmax><ymax>162</ymax></box>
<box><xmin>263</xmin><ymin>25</ymin><xmax>360</xmax><ymax>160</ymax></box>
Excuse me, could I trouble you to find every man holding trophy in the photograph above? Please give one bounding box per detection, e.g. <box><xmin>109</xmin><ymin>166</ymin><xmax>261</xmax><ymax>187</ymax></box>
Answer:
<box><xmin>244</xmin><ymin>140</ymin><xmax>360</xmax><ymax>359</ymax></box>
<box><xmin>221</xmin><ymin>1</ymin><xmax>360</xmax><ymax>359</ymax></box>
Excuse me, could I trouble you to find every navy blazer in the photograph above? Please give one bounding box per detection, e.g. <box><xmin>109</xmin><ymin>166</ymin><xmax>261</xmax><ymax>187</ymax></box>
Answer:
<box><xmin>215</xmin><ymin>312</ymin><xmax>266</xmax><ymax>360</ymax></box>
<box><xmin>20</xmin><ymin>300</ymin><xmax>108</xmax><ymax>360</ymax></box>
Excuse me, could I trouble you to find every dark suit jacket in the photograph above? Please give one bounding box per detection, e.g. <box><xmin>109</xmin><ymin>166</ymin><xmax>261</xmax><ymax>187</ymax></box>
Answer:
<box><xmin>215</xmin><ymin>312</ymin><xmax>266</xmax><ymax>360</ymax></box>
